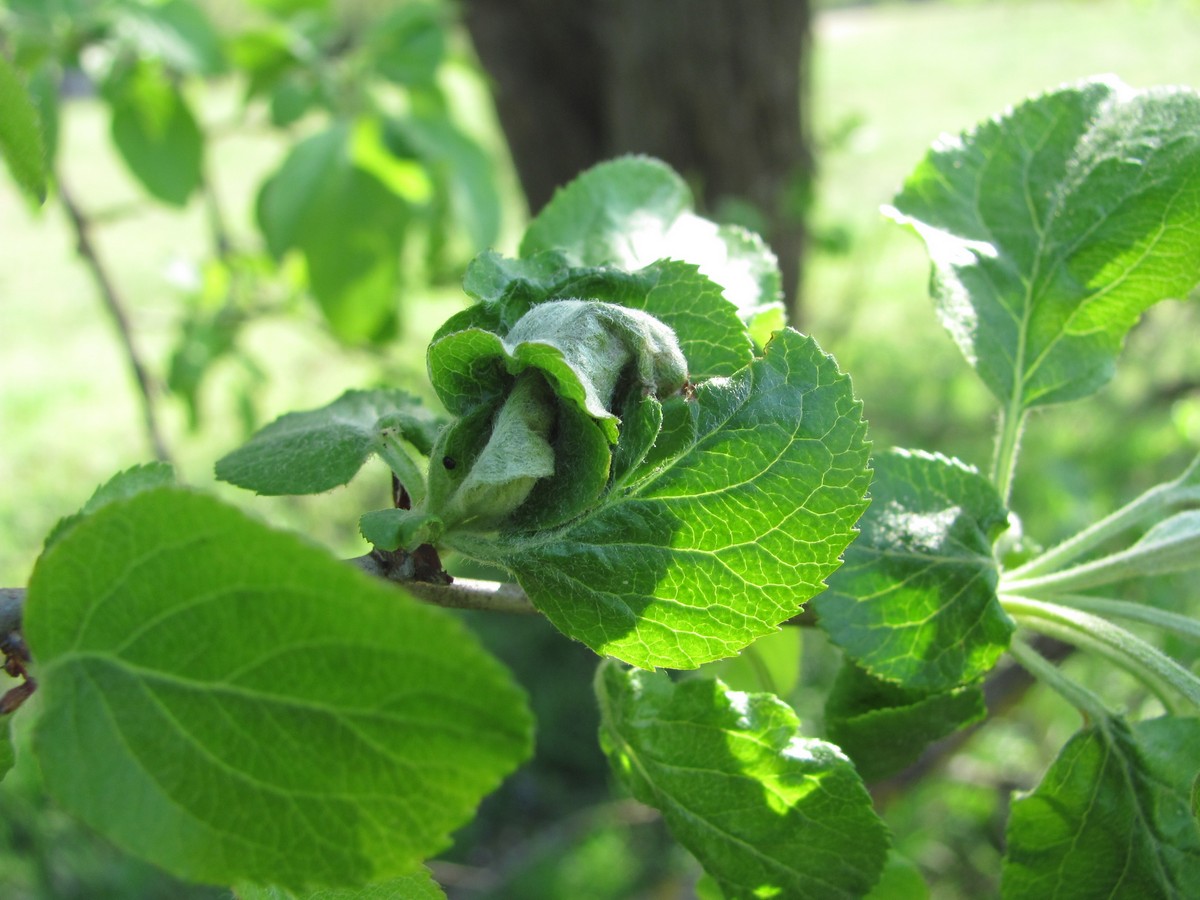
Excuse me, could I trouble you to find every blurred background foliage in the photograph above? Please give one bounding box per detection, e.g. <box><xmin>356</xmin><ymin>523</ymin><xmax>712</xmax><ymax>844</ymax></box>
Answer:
<box><xmin>1</xmin><ymin>0</ymin><xmax>1198</xmax><ymax>897</ymax></box>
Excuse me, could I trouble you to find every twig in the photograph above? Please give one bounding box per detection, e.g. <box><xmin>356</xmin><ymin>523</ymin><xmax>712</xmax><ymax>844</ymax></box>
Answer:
<box><xmin>57</xmin><ymin>179</ymin><xmax>173</xmax><ymax>464</ymax></box>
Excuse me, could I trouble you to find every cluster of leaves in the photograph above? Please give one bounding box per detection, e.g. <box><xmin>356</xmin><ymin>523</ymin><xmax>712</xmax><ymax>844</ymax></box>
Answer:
<box><xmin>4</xmin><ymin>68</ymin><xmax>1200</xmax><ymax>899</ymax></box>
<box><xmin>0</xmin><ymin>0</ymin><xmax>501</xmax><ymax>428</ymax></box>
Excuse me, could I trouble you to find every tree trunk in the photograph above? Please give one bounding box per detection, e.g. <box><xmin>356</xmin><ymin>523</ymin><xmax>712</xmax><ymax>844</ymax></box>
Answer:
<box><xmin>464</xmin><ymin>0</ymin><xmax>813</xmax><ymax>324</ymax></box>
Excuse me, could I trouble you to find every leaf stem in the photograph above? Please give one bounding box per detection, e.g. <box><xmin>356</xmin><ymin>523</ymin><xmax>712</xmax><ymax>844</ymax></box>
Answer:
<box><xmin>1052</xmin><ymin>594</ymin><xmax>1200</xmax><ymax>644</ymax></box>
<box><xmin>990</xmin><ymin>401</ymin><xmax>1026</xmax><ymax>506</ymax></box>
<box><xmin>1006</xmin><ymin>637</ymin><xmax>1111</xmax><ymax>722</ymax></box>
<box><xmin>1002</xmin><ymin>594</ymin><xmax>1200</xmax><ymax>714</ymax></box>
<box><xmin>1006</xmin><ymin>473</ymin><xmax>1187</xmax><ymax>582</ymax></box>
<box><xmin>377</xmin><ymin>434</ymin><xmax>428</xmax><ymax>508</ymax></box>
<box><xmin>58</xmin><ymin>179</ymin><xmax>173</xmax><ymax>465</ymax></box>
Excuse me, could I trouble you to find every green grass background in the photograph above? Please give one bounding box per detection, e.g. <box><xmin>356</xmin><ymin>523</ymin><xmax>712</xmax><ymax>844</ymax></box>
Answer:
<box><xmin>2</xmin><ymin>0</ymin><xmax>1200</xmax><ymax>897</ymax></box>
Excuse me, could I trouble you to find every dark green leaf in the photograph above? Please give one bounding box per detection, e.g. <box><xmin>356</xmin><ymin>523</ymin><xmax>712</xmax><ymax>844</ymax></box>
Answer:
<box><xmin>0</xmin><ymin>52</ymin><xmax>47</xmax><ymax>201</ymax></box>
<box><xmin>474</xmin><ymin>328</ymin><xmax>869</xmax><ymax>670</ymax></box>
<box><xmin>237</xmin><ymin>868</ymin><xmax>444</xmax><ymax>899</ymax></box>
<box><xmin>1003</xmin><ymin>715</ymin><xmax>1200</xmax><ymax>899</ymax></box>
<box><xmin>106</xmin><ymin>61</ymin><xmax>203</xmax><ymax>206</ymax></box>
<box><xmin>215</xmin><ymin>389</ymin><xmax>442</xmax><ymax>495</ymax></box>
<box><xmin>44</xmin><ymin>463</ymin><xmax>175</xmax><ymax>551</ymax></box>
<box><xmin>116</xmin><ymin>0</ymin><xmax>226</xmax><ymax>75</ymax></box>
<box><xmin>521</xmin><ymin>156</ymin><xmax>783</xmax><ymax>322</ymax></box>
<box><xmin>257</xmin><ymin>123</ymin><xmax>409</xmax><ymax>343</ymax></box>
<box><xmin>825</xmin><ymin>660</ymin><xmax>986</xmax><ymax>782</ymax></box>
<box><xmin>24</xmin><ymin>489</ymin><xmax>532</xmax><ymax>890</ymax></box>
<box><xmin>814</xmin><ymin>449</ymin><xmax>1013</xmax><ymax>692</ymax></box>
<box><xmin>890</xmin><ymin>78</ymin><xmax>1200</xmax><ymax>411</ymax></box>
<box><xmin>596</xmin><ymin>664</ymin><xmax>888</xmax><ymax>898</ymax></box>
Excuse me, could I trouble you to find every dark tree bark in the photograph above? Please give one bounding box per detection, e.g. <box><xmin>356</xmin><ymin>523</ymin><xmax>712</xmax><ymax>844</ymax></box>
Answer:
<box><xmin>464</xmin><ymin>0</ymin><xmax>813</xmax><ymax>323</ymax></box>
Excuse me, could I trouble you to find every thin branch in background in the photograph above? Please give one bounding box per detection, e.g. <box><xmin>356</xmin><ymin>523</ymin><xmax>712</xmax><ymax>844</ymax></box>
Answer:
<box><xmin>57</xmin><ymin>179</ymin><xmax>173</xmax><ymax>465</ymax></box>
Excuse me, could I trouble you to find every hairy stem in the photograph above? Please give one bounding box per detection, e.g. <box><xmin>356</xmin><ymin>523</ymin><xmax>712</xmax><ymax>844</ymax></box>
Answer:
<box><xmin>990</xmin><ymin>401</ymin><xmax>1025</xmax><ymax>506</ymax></box>
<box><xmin>1003</xmin><ymin>594</ymin><xmax>1200</xmax><ymax>714</ymax></box>
<box><xmin>1006</xmin><ymin>637</ymin><xmax>1110</xmax><ymax>723</ymax></box>
<box><xmin>1053</xmin><ymin>594</ymin><xmax>1200</xmax><ymax>643</ymax></box>
<box><xmin>58</xmin><ymin>180</ymin><xmax>172</xmax><ymax>464</ymax></box>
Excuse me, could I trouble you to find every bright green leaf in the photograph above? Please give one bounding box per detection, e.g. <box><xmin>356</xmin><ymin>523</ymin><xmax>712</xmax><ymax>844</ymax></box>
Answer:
<box><xmin>471</xmin><ymin>328</ymin><xmax>869</xmax><ymax>670</ymax></box>
<box><xmin>116</xmin><ymin>0</ymin><xmax>226</xmax><ymax>76</ymax></box>
<box><xmin>215</xmin><ymin>389</ymin><xmax>442</xmax><ymax>495</ymax></box>
<box><xmin>824</xmin><ymin>660</ymin><xmax>986</xmax><ymax>782</ymax></box>
<box><xmin>44</xmin><ymin>462</ymin><xmax>175</xmax><ymax>551</ymax></box>
<box><xmin>24</xmin><ymin>488</ymin><xmax>532</xmax><ymax>890</ymax></box>
<box><xmin>237</xmin><ymin>868</ymin><xmax>445</xmax><ymax>900</ymax></box>
<box><xmin>700</xmin><ymin>628</ymin><xmax>803</xmax><ymax>699</ymax></box>
<box><xmin>814</xmin><ymin>449</ymin><xmax>1013</xmax><ymax>692</ymax></box>
<box><xmin>1002</xmin><ymin>715</ymin><xmax>1200</xmax><ymax>899</ymax></box>
<box><xmin>0</xmin><ymin>53</ymin><xmax>47</xmax><ymax>202</ymax></box>
<box><xmin>889</xmin><ymin>78</ymin><xmax>1200</xmax><ymax>412</ymax></box>
<box><xmin>521</xmin><ymin>156</ymin><xmax>783</xmax><ymax>322</ymax></box>
<box><xmin>596</xmin><ymin>664</ymin><xmax>888</xmax><ymax>898</ymax></box>
<box><xmin>106</xmin><ymin>60</ymin><xmax>203</xmax><ymax>206</ymax></box>
<box><xmin>359</xmin><ymin>509</ymin><xmax>443</xmax><ymax>552</ymax></box>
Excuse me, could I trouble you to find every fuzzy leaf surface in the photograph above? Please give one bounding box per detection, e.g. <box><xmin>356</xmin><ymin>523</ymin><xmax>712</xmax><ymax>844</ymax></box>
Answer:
<box><xmin>520</xmin><ymin>156</ymin><xmax>782</xmax><ymax>321</ymax></box>
<box><xmin>1002</xmin><ymin>715</ymin><xmax>1200</xmax><ymax>899</ymax></box>
<box><xmin>814</xmin><ymin>449</ymin><xmax>1013</xmax><ymax>692</ymax></box>
<box><xmin>596</xmin><ymin>664</ymin><xmax>888</xmax><ymax>898</ymax></box>
<box><xmin>24</xmin><ymin>489</ymin><xmax>532</xmax><ymax>890</ymax></box>
<box><xmin>472</xmin><ymin>328</ymin><xmax>870</xmax><ymax>669</ymax></box>
<box><xmin>824</xmin><ymin>661</ymin><xmax>986</xmax><ymax>782</ymax></box>
<box><xmin>215</xmin><ymin>389</ymin><xmax>441</xmax><ymax>495</ymax></box>
<box><xmin>890</xmin><ymin>78</ymin><xmax>1200</xmax><ymax>410</ymax></box>
<box><xmin>459</xmin><ymin>253</ymin><xmax>753</xmax><ymax>383</ymax></box>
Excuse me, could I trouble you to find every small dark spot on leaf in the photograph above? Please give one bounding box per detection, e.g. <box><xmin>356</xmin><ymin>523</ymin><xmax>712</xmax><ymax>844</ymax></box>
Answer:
<box><xmin>443</xmin><ymin>456</ymin><xmax>457</xmax><ymax>470</ymax></box>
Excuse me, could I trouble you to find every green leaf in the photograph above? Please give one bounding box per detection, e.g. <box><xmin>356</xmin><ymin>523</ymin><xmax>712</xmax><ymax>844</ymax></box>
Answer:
<box><xmin>237</xmin><ymin>868</ymin><xmax>445</xmax><ymax>900</ymax></box>
<box><xmin>358</xmin><ymin>509</ymin><xmax>443</xmax><ymax>552</ymax></box>
<box><xmin>115</xmin><ymin>0</ymin><xmax>226</xmax><ymax>76</ymax></box>
<box><xmin>866</xmin><ymin>852</ymin><xmax>931</xmax><ymax>900</ymax></box>
<box><xmin>596</xmin><ymin>664</ymin><xmax>888</xmax><ymax>898</ymax></box>
<box><xmin>1002</xmin><ymin>715</ymin><xmax>1200</xmax><ymax>899</ymax></box>
<box><xmin>460</xmin><ymin>253</ymin><xmax>754</xmax><ymax>381</ymax></box>
<box><xmin>24</xmin><ymin>488</ymin><xmax>532</xmax><ymax>890</ymax></box>
<box><xmin>824</xmin><ymin>660</ymin><xmax>986</xmax><ymax>782</ymax></box>
<box><xmin>700</xmin><ymin>628</ymin><xmax>803</xmax><ymax>699</ymax></box>
<box><xmin>215</xmin><ymin>389</ymin><xmax>442</xmax><ymax>496</ymax></box>
<box><xmin>0</xmin><ymin>719</ymin><xmax>13</xmax><ymax>784</ymax></box>
<box><xmin>0</xmin><ymin>52</ymin><xmax>47</xmax><ymax>202</ymax></box>
<box><xmin>814</xmin><ymin>449</ymin><xmax>1013</xmax><ymax>692</ymax></box>
<box><xmin>368</xmin><ymin>5</ymin><xmax>445</xmax><ymax>87</ymax></box>
<box><xmin>257</xmin><ymin>123</ymin><xmax>409</xmax><ymax>343</ymax></box>
<box><xmin>106</xmin><ymin>60</ymin><xmax>203</xmax><ymax>206</ymax></box>
<box><xmin>474</xmin><ymin>328</ymin><xmax>870</xmax><ymax>670</ymax></box>
<box><xmin>387</xmin><ymin>109</ymin><xmax>502</xmax><ymax>252</ymax></box>
<box><xmin>44</xmin><ymin>462</ymin><xmax>175</xmax><ymax>551</ymax></box>
<box><xmin>427</xmin><ymin>299</ymin><xmax>689</xmax><ymax>444</ymax></box>
<box><xmin>521</xmin><ymin>156</ymin><xmax>783</xmax><ymax>322</ymax></box>
<box><xmin>889</xmin><ymin>78</ymin><xmax>1200</xmax><ymax>411</ymax></box>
